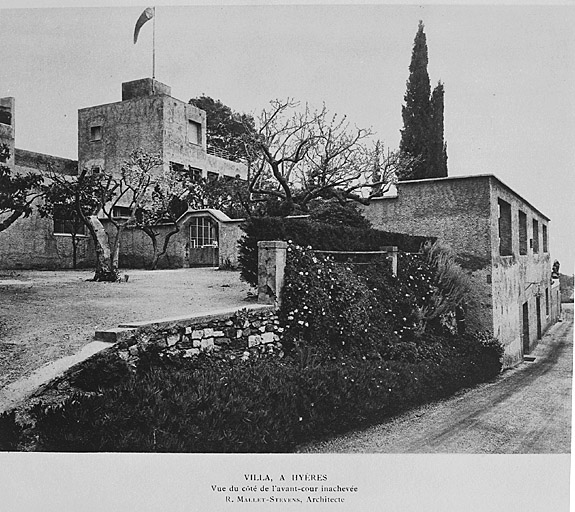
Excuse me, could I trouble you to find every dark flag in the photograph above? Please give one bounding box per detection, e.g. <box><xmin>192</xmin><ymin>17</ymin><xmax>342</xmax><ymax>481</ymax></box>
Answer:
<box><xmin>134</xmin><ymin>7</ymin><xmax>154</xmax><ymax>44</ymax></box>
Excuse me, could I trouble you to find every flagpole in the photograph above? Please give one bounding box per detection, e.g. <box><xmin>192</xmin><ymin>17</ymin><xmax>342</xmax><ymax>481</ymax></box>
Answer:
<box><xmin>152</xmin><ymin>6</ymin><xmax>156</xmax><ymax>82</ymax></box>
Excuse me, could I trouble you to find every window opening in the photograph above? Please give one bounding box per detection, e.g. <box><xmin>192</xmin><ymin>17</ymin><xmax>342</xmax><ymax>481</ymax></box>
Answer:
<box><xmin>90</xmin><ymin>125</ymin><xmax>102</xmax><ymax>141</ymax></box>
<box><xmin>188</xmin><ymin>120</ymin><xmax>202</xmax><ymax>145</ymax></box>
<box><xmin>532</xmin><ymin>219</ymin><xmax>539</xmax><ymax>254</ymax></box>
<box><xmin>518</xmin><ymin>211</ymin><xmax>527</xmax><ymax>255</ymax></box>
<box><xmin>189</xmin><ymin>217</ymin><xmax>217</xmax><ymax>247</ymax></box>
<box><xmin>112</xmin><ymin>206</ymin><xmax>131</xmax><ymax>218</ymax></box>
<box><xmin>189</xmin><ymin>167</ymin><xmax>203</xmax><ymax>182</ymax></box>
<box><xmin>498</xmin><ymin>199</ymin><xmax>512</xmax><ymax>256</ymax></box>
<box><xmin>53</xmin><ymin>207</ymin><xmax>85</xmax><ymax>235</ymax></box>
<box><xmin>170</xmin><ymin>162</ymin><xmax>185</xmax><ymax>173</ymax></box>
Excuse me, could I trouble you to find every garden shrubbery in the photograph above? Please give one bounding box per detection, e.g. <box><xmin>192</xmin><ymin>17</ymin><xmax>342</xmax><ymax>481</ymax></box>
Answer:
<box><xmin>0</xmin><ymin>240</ymin><xmax>504</xmax><ymax>453</ymax></box>
<box><xmin>24</xmin><ymin>334</ymin><xmax>501</xmax><ymax>452</ymax></box>
<box><xmin>0</xmin><ymin>226</ymin><xmax>503</xmax><ymax>453</ymax></box>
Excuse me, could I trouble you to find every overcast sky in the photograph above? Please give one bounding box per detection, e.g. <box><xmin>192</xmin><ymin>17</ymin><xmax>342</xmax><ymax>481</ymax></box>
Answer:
<box><xmin>0</xmin><ymin>3</ymin><xmax>573</xmax><ymax>270</ymax></box>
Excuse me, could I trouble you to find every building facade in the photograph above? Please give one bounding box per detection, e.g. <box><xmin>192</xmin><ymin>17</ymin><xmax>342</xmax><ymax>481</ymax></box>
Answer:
<box><xmin>78</xmin><ymin>78</ymin><xmax>246</xmax><ymax>181</ymax></box>
<box><xmin>0</xmin><ymin>79</ymin><xmax>248</xmax><ymax>270</ymax></box>
<box><xmin>363</xmin><ymin>174</ymin><xmax>558</xmax><ymax>367</ymax></box>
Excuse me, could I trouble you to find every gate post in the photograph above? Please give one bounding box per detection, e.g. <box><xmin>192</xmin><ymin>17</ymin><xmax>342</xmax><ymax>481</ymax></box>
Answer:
<box><xmin>258</xmin><ymin>241</ymin><xmax>287</xmax><ymax>306</ymax></box>
<box><xmin>381</xmin><ymin>246</ymin><xmax>398</xmax><ymax>276</ymax></box>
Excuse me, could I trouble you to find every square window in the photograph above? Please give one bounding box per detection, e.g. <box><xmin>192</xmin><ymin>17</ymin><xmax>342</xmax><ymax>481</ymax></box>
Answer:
<box><xmin>188</xmin><ymin>120</ymin><xmax>202</xmax><ymax>145</ymax></box>
<box><xmin>90</xmin><ymin>125</ymin><xmax>102</xmax><ymax>141</ymax></box>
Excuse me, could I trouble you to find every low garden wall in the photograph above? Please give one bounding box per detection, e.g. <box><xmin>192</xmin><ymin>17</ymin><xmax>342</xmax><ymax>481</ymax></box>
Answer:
<box><xmin>96</xmin><ymin>305</ymin><xmax>283</xmax><ymax>367</ymax></box>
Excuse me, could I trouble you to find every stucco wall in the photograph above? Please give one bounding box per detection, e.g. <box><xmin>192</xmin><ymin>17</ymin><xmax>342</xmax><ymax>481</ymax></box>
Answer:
<box><xmin>489</xmin><ymin>179</ymin><xmax>552</xmax><ymax>366</ymax></box>
<box><xmin>78</xmin><ymin>95</ymin><xmax>165</xmax><ymax>175</ymax></box>
<box><xmin>219</xmin><ymin>220</ymin><xmax>244</xmax><ymax>268</ymax></box>
<box><xmin>78</xmin><ymin>82</ymin><xmax>247</xmax><ymax>181</ymax></box>
<box><xmin>363</xmin><ymin>176</ymin><xmax>494</xmax><ymax>336</ymax></box>
<box><xmin>0</xmin><ymin>150</ymin><xmax>94</xmax><ymax>270</ymax></box>
<box><xmin>0</xmin><ymin>208</ymin><xmax>94</xmax><ymax>269</ymax></box>
<box><xmin>362</xmin><ymin>176</ymin><xmax>493</xmax><ymax>258</ymax></box>
<box><xmin>106</xmin><ymin>212</ymin><xmax>245</xmax><ymax>270</ymax></box>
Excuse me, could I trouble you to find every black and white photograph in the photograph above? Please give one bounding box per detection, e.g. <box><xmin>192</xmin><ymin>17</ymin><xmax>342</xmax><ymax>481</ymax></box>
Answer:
<box><xmin>0</xmin><ymin>2</ymin><xmax>572</xmax><ymax>511</ymax></box>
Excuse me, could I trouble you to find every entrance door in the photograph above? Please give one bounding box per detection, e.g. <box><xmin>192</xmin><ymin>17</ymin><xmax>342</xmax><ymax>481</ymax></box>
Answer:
<box><xmin>536</xmin><ymin>296</ymin><xmax>542</xmax><ymax>339</ymax></box>
<box><xmin>188</xmin><ymin>217</ymin><xmax>219</xmax><ymax>267</ymax></box>
<box><xmin>522</xmin><ymin>302</ymin><xmax>530</xmax><ymax>354</ymax></box>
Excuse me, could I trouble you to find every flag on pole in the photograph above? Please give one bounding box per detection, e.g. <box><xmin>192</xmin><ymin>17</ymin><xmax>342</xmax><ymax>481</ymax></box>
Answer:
<box><xmin>134</xmin><ymin>7</ymin><xmax>154</xmax><ymax>44</ymax></box>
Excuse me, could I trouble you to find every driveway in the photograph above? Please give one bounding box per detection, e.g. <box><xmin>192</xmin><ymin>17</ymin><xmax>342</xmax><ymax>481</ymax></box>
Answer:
<box><xmin>299</xmin><ymin>304</ymin><xmax>573</xmax><ymax>454</ymax></box>
<box><xmin>0</xmin><ymin>268</ymin><xmax>252</xmax><ymax>389</ymax></box>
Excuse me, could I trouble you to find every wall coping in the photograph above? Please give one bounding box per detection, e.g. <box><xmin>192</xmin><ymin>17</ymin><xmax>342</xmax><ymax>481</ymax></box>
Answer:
<box><xmin>94</xmin><ymin>304</ymin><xmax>276</xmax><ymax>338</ymax></box>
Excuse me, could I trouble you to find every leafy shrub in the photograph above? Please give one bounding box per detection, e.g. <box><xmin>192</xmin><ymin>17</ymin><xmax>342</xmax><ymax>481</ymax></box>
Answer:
<box><xmin>306</xmin><ymin>199</ymin><xmax>372</xmax><ymax>229</ymax></box>
<box><xmin>66</xmin><ymin>350</ymin><xmax>132</xmax><ymax>392</ymax></box>
<box><xmin>0</xmin><ymin>410</ymin><xmax>22</xmax><ymax>451</ymax></box>
<box><xmin>280</xmin><ymin>244</ymin><xmax>381</xmax><ymax>353</ymax></box>
<box><xmin>280</xmin><ymin>243</ymin><xmax>469</xmax><ymax>356</ymax></box>
<box><xmin>238</xmin><ymin>216</ymin><xmax>433</xmax><ymax>287</ymax></box>
<box><xmin>29</xmin><ymin>334</ymin><xmax>502</xmax><ymax>452</ymax></box>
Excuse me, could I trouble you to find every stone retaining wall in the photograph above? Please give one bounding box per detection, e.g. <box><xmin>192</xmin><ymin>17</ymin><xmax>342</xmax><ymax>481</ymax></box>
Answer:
<box><xmin>99</xmin><ymin>305</ymin><xmax>283</xmax><ymax>366</ymax></box>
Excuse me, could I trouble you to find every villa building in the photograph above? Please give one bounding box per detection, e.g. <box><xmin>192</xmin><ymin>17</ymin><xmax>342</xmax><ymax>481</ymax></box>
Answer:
<box><xmin>363</xmin><ymin>175</ymin><xmax>559</xmax><ymax>367</ymax></box>
<box><xmin>0</xmin><ymin>79</ymin><xmax>247</xmax><ymax>269</ymax></box>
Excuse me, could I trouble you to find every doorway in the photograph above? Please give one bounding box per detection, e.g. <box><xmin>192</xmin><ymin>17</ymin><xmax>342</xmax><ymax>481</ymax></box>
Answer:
<box><xmin>188</xmin><ymin>216</ymin><xmax>219</xmax><ymax>267</ymax></box>
<box><xmin>522</xmin><ymin>302</ymin><xmax>530</xmax><ymax>354</ymax></box>
<box><xmin>536</xmin><ymin>296</ymin><xmax>542</xmax><ymax>340</ymax></box>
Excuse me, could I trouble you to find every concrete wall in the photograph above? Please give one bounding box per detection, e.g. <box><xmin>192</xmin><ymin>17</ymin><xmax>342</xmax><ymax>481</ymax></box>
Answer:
<box><xmin>362</xmin><ymin>176</ymin><xmax>493</xmax><ymax>258</ymax></box>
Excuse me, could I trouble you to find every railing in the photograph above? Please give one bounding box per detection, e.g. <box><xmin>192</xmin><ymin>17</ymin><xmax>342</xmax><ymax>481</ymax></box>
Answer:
<box><xmin>206</xmin><ymin>145</ymin><xmax>232</xmax><ymax>159</ymax></box>
<box><xmin>312</xmin><ymin>247</ymin><xmax>398</xmax><ymax>276</ymax></box>
<box><xmin>256</xmin><ymin>242</ymin><xmax>399</xmax><ymax>308</ymax></box>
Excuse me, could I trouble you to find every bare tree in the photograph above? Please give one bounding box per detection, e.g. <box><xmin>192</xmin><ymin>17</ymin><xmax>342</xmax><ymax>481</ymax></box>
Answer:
<box><xmin>96</xmin><ymin>149</ymin><xmax>163</xmax><ymax>275</ymax></box>
<box><xmin>135</xmin><ymin>164</ymin><xmax>190</xmax><ymax>270</ymax></box>
<box><xmin>243</xmin><ymin>100</ymin><xmax>418</xmax><ymax>214</ymax></box>
<box><xmin>43</xmin><ymin>148</ymin><xmax>163</xmax><ymax>281</ymax></box>
<box><xmin>0</xmin><ymin>144</ymin><xmax>43</xmax><ymax>232</ymax></box>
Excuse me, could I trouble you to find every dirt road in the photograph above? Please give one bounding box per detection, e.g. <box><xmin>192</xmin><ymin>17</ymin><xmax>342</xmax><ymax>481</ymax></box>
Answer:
<box><xmin>300</xmin><ymin>304</ymin><xmax>573</xmax><ymax>454</ymax></box>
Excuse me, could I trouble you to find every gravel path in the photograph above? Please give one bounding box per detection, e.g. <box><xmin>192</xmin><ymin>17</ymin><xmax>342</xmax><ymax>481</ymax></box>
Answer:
<box><xmin>0</xmin><ymin>268</ymin><xmax>253</xmax><ymax>389</ymax></box>
<box><xmin>298</xmin><ymin>304</ymin><xmax>573</xmax><ymax>454</ymax></box>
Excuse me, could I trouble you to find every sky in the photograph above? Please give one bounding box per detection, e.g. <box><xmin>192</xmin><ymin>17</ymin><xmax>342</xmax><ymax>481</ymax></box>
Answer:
<box><xmin>0</xmin><ymin>3</ymin><xmax>573</xmax><ymax>270</ymax></box>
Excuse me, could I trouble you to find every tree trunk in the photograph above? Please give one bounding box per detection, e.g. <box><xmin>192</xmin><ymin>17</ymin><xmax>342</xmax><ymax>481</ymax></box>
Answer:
<box><xmin>88</xmin><ymin>215</ymin><xmax>118</xmax><ymax>282</ymax></box>
<box><xmin>142</xmin><ymin>226</ymin><xmax>159</xmax><ymax>270</ymax></box>
<box><xmin>142</xmin><ymin>224</ymin><xmax>179</xmax><ymax>270</ymax></box>
<box><xmin>71</xmin><ymin>233</ymin><xmax>78</xmax><ymax>269</ymax></box>
<box><xmin>153</xmin><ymin>225</ymin><xmax>180</xmax><ymax>270</ymax></box>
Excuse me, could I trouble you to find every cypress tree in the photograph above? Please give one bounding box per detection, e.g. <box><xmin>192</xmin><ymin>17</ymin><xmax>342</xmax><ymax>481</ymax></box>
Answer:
<box><xmin>399</xmin><ymin>21</ymin><xmax>447</xmax><ymax>180</ymax></box>
<box><xmin>430</xmin><ymin>81</ymin><xmax>448</xmax><ymax>178</ymax></box>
